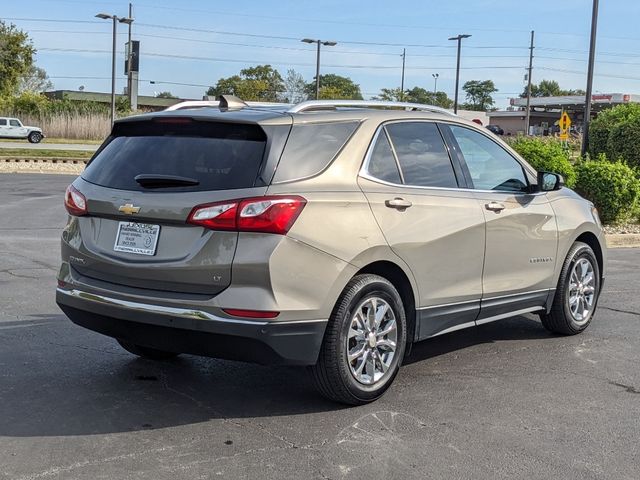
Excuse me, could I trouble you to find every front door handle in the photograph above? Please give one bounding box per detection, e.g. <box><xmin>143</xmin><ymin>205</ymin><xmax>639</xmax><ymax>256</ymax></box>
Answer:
<box><xmin>485</xmin><ymin>201</ymin><xmax>506</xmax><ymax>212</ymax></box>
<box><xmin>385</xmin><ymin>197</ymin><xmax>413</xmax><ymax>210</ymax></box>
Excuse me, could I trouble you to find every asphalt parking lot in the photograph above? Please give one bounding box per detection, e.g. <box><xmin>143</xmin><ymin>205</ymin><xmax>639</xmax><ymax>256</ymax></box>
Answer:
<box><xmin>1</xmin><ymin>173</ymin><xmax>639</xmax><ymax>480</ymax></box>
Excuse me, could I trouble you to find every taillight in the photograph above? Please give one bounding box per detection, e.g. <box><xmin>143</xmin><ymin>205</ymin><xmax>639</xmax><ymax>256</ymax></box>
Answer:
<box><xmin>222</xmin><ymin>308</ymin><xmax>279</xmax><ymax>319</ymax></box>
<box><xmin>187</xmin><ymin>196</ymin><xmax>306</xmax><ymax>235</ymax></box>
<box><xmin>64</xmin><ymin>185</ymin><xmax>87</xmax><ymax>216</ymax></box>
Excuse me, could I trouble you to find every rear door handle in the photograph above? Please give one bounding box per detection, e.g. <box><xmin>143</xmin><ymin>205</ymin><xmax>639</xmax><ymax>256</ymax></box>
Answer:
<box><xmin>485</xmin><ymin>201</ymin><xmax>506</xmax><ymax>212</ymax></box>
<box><xmin>385</xmin><ymin>198</ymin><xmax>412</xmax><ymax>210</ymax></box>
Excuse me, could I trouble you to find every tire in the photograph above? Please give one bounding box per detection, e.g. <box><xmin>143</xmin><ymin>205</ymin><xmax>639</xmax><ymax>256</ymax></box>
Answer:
<box><xmin>27</xmin><ymin>132</ymin><xmax>42</xmax><ymax>144</ymax></box>
<box><xmin>540</xmin><ymin>241</ymin><xmax>601</xmax><ymax>335</ymax></box>
<box><xmin>117</xmin><ymin>339</ymin><xmax>180</xmax><ymax>360</ymax></box>
<box><xmin>310</xmin><ymin>274</ymin><xmax>407</xmax><ymax>405</ymax></box>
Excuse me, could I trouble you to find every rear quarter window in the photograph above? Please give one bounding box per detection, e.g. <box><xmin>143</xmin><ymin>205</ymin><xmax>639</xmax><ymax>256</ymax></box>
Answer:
<box><xmin>272</xmin><ymin>121</ymin><xmax>359</xmax><ymax>183</ymax></box>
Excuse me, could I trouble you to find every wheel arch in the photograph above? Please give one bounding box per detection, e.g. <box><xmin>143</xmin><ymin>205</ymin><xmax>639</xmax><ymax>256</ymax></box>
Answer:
<box><xmin>575</xmin><ymin>231</ymin><xmax>604</xmax><ymax>279</ymax></box>
<box><xmin>356</xmin><ymin>260</ymin><xmax>418</xmax><ymax>346</ymax></box>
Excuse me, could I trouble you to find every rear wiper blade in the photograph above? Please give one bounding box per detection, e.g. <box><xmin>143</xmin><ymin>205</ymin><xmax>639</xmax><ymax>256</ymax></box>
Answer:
<box><xmin>134</xmin><ymin>174</ymin><xmax>200</xmax><ymax>188</ymax></box>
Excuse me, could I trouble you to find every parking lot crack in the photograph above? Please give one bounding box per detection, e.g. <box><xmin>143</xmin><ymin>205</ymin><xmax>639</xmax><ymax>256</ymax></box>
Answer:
<box><xmin>609</xmin><ymin>380</ymin><xmax>640</xmax><ymax>394</ymax></box>
<box><xmin>600</xmin><ymin>306</ymin><xmax>640</xmax><ymax>317</ymax></box>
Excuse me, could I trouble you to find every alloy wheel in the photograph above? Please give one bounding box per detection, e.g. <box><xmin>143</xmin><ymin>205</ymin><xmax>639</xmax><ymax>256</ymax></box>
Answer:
<box><xmin>346</xmin><ymin>296</ymin><xmax>398</xmax><ymax>385</ymax></box>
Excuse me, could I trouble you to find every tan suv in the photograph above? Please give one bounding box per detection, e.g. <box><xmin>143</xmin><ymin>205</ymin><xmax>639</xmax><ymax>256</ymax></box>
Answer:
<box><xmin>56</xmin><ymin>97</ymin><xmax>605</xmax><ymax>405</ymax></box>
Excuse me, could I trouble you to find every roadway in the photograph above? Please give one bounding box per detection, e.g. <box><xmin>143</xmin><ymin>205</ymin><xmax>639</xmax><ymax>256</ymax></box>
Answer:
<box><xmin>0</xmin><ymin>141</ymin><xmax>98</xmax><ymax>151</ymax></box>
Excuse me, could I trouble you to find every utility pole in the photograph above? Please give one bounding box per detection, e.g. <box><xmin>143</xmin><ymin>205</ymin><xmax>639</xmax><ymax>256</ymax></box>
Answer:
<box><xmin>432</xmin><ymin>73</ymin><xmax>439</xmax><ymax>94</ymax></box>
<box><xmin>582</xmin><ymin>0</ymin><xmax>599</xmax><ymax>157</ymax></box>
<box><xmin>301</xmin><ymin>38</ymin><xmax>337</xmax><ymax>100</ymax></box>
<box><xmin>525</xmin><ymin>30</ymin><xmax>535</xmax><ymax>135</ymax></box>
<box><xmin>400</xmin><ymin>48</ymin><xmax>406</xmax><ymax>101</ymax></box>
<box><xmin>449</xmin><ymin>34</ymin><xmax>471</xmax><ymax>114</ymax></box>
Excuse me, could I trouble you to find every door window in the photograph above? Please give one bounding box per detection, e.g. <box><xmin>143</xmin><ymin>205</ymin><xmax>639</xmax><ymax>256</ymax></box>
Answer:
<box><xmin>384</xmin><ymin>122</ymin><xmax>458</xmax><ymax>188</ymax></box>
<box><xmin>0</xmin><ymin>119</ymin><xmax>7</xmax><ymax>126</ymax></box>
<box><xmin>9</xmin><ymin>120</ymin><xmax>20</xmax><ymax>127</ymax></box>
<box><xmin>449</xmin><ymin>125</ymin><xmax>528</xmax><ymax>192</ymax></box>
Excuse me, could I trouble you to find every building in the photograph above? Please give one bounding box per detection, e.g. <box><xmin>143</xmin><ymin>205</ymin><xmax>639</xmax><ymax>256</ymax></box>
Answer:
<box><xmin>488</xmin><ymin>93</ymin><xmax>640</xmax><ymax>136</ymax></box>
<box><xmin>44</xmin><ymin>90</ymin><xmax>190</xmax><ymax>111</ymax></box>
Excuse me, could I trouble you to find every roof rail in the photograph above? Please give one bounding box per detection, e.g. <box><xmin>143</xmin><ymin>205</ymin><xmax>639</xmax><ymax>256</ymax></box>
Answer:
<box><xmin>287</xmin><ymin>100</ymin><xmax>455</xmax><ymax>116</ymax></box>
<box><xmin>165</xmin><ymin>99</ymin><xmax>291</xmax><ymax>112</ymax></box>
<box><xmin>164</xmin><ymin>100</ymin><xmax>219</xmax><ymax>111</ymax></box>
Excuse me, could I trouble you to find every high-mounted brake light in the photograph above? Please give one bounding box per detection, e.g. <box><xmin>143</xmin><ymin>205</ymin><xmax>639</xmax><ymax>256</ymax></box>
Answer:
<box><xmin>187</xmin><ymin>195</ymin><xmax>306</xmax><ymax>235</ymax></box>
<box><xmin>153</xmin><ymin>117</ymin><xmax>193</xmax><ymax>124</ymax></box>
<box><xmin>64</xmin><ymin>185</ymin><xmax>87</xmax><ymax>216</ymax></box>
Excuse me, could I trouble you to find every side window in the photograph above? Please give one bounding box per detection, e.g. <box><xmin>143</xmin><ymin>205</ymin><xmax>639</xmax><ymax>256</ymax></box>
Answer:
<box><xmin>272</xmin><ymin>121</ymin><xmax>359</xmax><ymax>182</ymax></box>
<box><xmin>385</xmin><ymin>122</ymin><xmax>458</xmax><ymax>188</ymax></box>
<box><xmin>9</xmin><ymin>119</ymin><xmax>20</xmax><ymax>127</ymax></box>
<box><xmin>0</xmin><ymin>119</ymin><xmax>7</xmax><ymax>126</ymax></box>
<box><xmin>366</xmin><ymin>131</ymin><xmax>402</xmax><ymax>184</ymax></box>
<box><xmin>449</xmin><ymin>125</ymin><xmax>528</xmax><ymax>193</ymax></box>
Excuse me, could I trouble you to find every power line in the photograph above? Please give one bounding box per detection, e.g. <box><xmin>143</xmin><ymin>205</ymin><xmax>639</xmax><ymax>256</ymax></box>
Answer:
<box><xmin>37</xmin><ymin>47</ymin><xmax>525</xmax><ymax>70</ymax></box>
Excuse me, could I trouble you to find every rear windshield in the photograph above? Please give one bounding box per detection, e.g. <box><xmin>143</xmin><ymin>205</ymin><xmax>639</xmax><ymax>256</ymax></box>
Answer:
<box><xmin>82</xmin><ymin>120</ymin><xmax>267</xmax><ymax>192</ymax></box>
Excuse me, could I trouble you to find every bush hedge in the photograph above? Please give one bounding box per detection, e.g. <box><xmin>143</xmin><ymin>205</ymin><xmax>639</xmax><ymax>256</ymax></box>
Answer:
<box><xmin>507</xmin><ymin>136</ymin><xmax>576</xmax><ymax>187</ymax></box>
<box><xmin>589</xmin><ymin>103</ymin><xmax>640</xmax><ymax>168</ymax></box>
<box><xmin>575</xmin><ymin>157</ymin><xmax>640</xmax><ymax>224</ymax></box>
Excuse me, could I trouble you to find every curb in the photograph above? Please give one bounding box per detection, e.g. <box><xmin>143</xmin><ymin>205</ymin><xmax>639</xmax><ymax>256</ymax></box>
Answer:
<box><xmin>605</xmin><ymin>234</ymin><xmax>640</xmax><ymax>249</ymax></box>
<box><xmin>0</xmin><ymin>157</ymin><xmax>86</xmax><ymax>175</ymax></box>
<box><xmin>0</xmin><ymin>156</ymin><xmax>89</xmax><ymax>165</ymax></box>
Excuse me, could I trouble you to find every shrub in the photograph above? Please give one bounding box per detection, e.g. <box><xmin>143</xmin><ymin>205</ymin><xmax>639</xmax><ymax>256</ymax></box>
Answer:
<box><xmin>589</xmin><ymin>103</ymin><xmax>640</xmax><ymax>168</ymax></box>
<box><xmin>507</xmin><ymin>136</ymin><xmax>576</xmax><ymax>187</ymax></box>
<box><xmin>608</xmin><ymin>115</ymin><xmax>640</xmax><ymax>168</ymax></box>
<box><xmin>575</xmin><ymin>157</ymin><xmax>640</xmax><ymax>224</ymax></box>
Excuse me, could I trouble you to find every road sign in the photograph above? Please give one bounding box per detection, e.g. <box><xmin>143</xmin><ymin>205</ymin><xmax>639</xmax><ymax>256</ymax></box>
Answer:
<box><xmin>559</xmin><ymin>112</ymin><xmax>571</xmax><ymax>140</ymax></box>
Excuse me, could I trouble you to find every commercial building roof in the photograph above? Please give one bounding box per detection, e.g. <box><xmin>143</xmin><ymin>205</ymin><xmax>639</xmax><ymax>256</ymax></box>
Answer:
<box><xmin>509</xmin><ymin>93</ymin><xmax>639</xmax><ymax>111</ymax></box>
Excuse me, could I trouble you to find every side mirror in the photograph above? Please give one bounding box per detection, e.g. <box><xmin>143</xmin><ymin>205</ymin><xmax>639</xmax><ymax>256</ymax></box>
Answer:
<box><xmin>536</xmin><ymin>171</ymin><xmax>564</xmax><ymax>192</ymax></box>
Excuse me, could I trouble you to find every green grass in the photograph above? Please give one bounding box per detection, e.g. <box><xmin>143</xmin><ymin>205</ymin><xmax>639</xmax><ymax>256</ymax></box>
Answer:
<box><xmin>0</xmin><ymin>148</ymin><xmax>92</xmax><ymax>159</ymax></box>
<box><xmin>0</xmin><ymin>137</ymin><xmax>102</xmax><ymax>145</ymax></box>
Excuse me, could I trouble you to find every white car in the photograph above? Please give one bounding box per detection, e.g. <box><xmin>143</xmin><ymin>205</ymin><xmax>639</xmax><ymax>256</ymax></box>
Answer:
<box><xmin>0</xmin><ymin>117</ymin><xmax>45</xmax><ymax>143</ymax></box>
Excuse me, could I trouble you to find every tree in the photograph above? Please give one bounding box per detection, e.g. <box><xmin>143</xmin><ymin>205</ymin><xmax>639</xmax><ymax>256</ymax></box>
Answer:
<box><xmin>405</xmin><ymin>87</ymin><xmax>453</xmax><ymax>109</ymax></box>
<box><xmin>462</xmin><ymin>80</ymin><xmax>497</xmax><ymax>111</ymax></box>
<box><xmin>18</xmin><ymin>65</ymin><xmax>53</xmax><ymax>93</ymax></box>
<box><xmin>0</xmin><ymin>21</ymin><xmax>36</xmax><ymax>97</ymax></box>
<box><xmin>282</xmin><ymin>69</ymin><xmax>308</xmax><ymax>103</ymax></box>
<box><xmin>155</xmin><ymin>91</ymin><xmax>176</xmax><ymax>98</ymax></box>
<box><xmin>373</xmin><ymin>87</ymin><xmax>404</xmax><ymax>101</ymax></box>
<box><xmin>520</xmin><ymin>79</ymin><xmax>586</xmax><ymax>98</ymax></box>
<box><xmin>305</xmin><ymin>74</ymin><xmax>363</xmax><ymax>100</ymax></box>
<box><xmin>206</xmin><ymin>65</ymin><xmax>284</xmax><ymax>102</ymax></box>
<box><xmin>373</xmin><ymin>86</ymin><xmax>453</xmax><ymax>108</ymax></box>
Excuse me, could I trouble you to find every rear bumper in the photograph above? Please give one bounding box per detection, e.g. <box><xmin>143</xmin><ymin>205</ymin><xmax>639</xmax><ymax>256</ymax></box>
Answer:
<box><xmin>56</xmin><ymin>287</ymin><xmax>327</xmax><ymax>366</ymax></box>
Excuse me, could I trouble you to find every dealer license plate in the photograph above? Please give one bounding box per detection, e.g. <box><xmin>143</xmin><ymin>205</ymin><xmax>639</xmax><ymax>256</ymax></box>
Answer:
<box><xmin>113</xmin><ymin>222</ymin><xmax>160</xmax><ymax>256</ymax></box>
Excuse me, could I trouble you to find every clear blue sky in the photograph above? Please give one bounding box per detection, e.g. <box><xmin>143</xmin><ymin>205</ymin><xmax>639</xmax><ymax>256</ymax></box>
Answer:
<box><xmin>3</xmin><ymin>0</ymin><xmax>639</xmax><ymax>108</ymax></box>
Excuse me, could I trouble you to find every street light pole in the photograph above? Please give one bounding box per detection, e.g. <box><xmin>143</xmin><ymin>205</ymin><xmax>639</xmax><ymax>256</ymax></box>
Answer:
<box><xmin>302</xmin><ymin>38</ymin><xmax>337</xmax><ymax>100</ymax></box>
<box><xmin>448</xmin><ymin>34</ymin><xmax>471</xmax><ymax>114</ymax></box>
<box><xmin>96</xmin><ymin>12</ymin><xmax>133</xmax><ymax>126</ymax></box>
<box><xmin>432</xmin><ymin>73</ymin><xmax>439</xmax><ymax>94</ymax></box>
<box><xmin>582</xmin><ymin>0</ymin><xmax>599</xmax><ymax>157</ymax></box>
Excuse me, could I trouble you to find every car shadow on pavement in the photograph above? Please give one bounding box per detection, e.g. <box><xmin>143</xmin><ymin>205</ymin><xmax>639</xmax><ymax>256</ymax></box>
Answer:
<box><xmin>0</xmin><ymin>314</ymin><xmax>551</xmax><ymax>437</ymax></box>
<box><xmin>405</xmin><ymin>315</ymin><xmax>551</xmax><ymax>365</ymax></box>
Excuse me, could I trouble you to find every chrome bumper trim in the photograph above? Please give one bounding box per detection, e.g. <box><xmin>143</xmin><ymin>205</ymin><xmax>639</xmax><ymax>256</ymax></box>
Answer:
<box><xmin>56</xmin><ymin>288</ymin><xmax>327</xmax><ymax>326</ymax></box>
